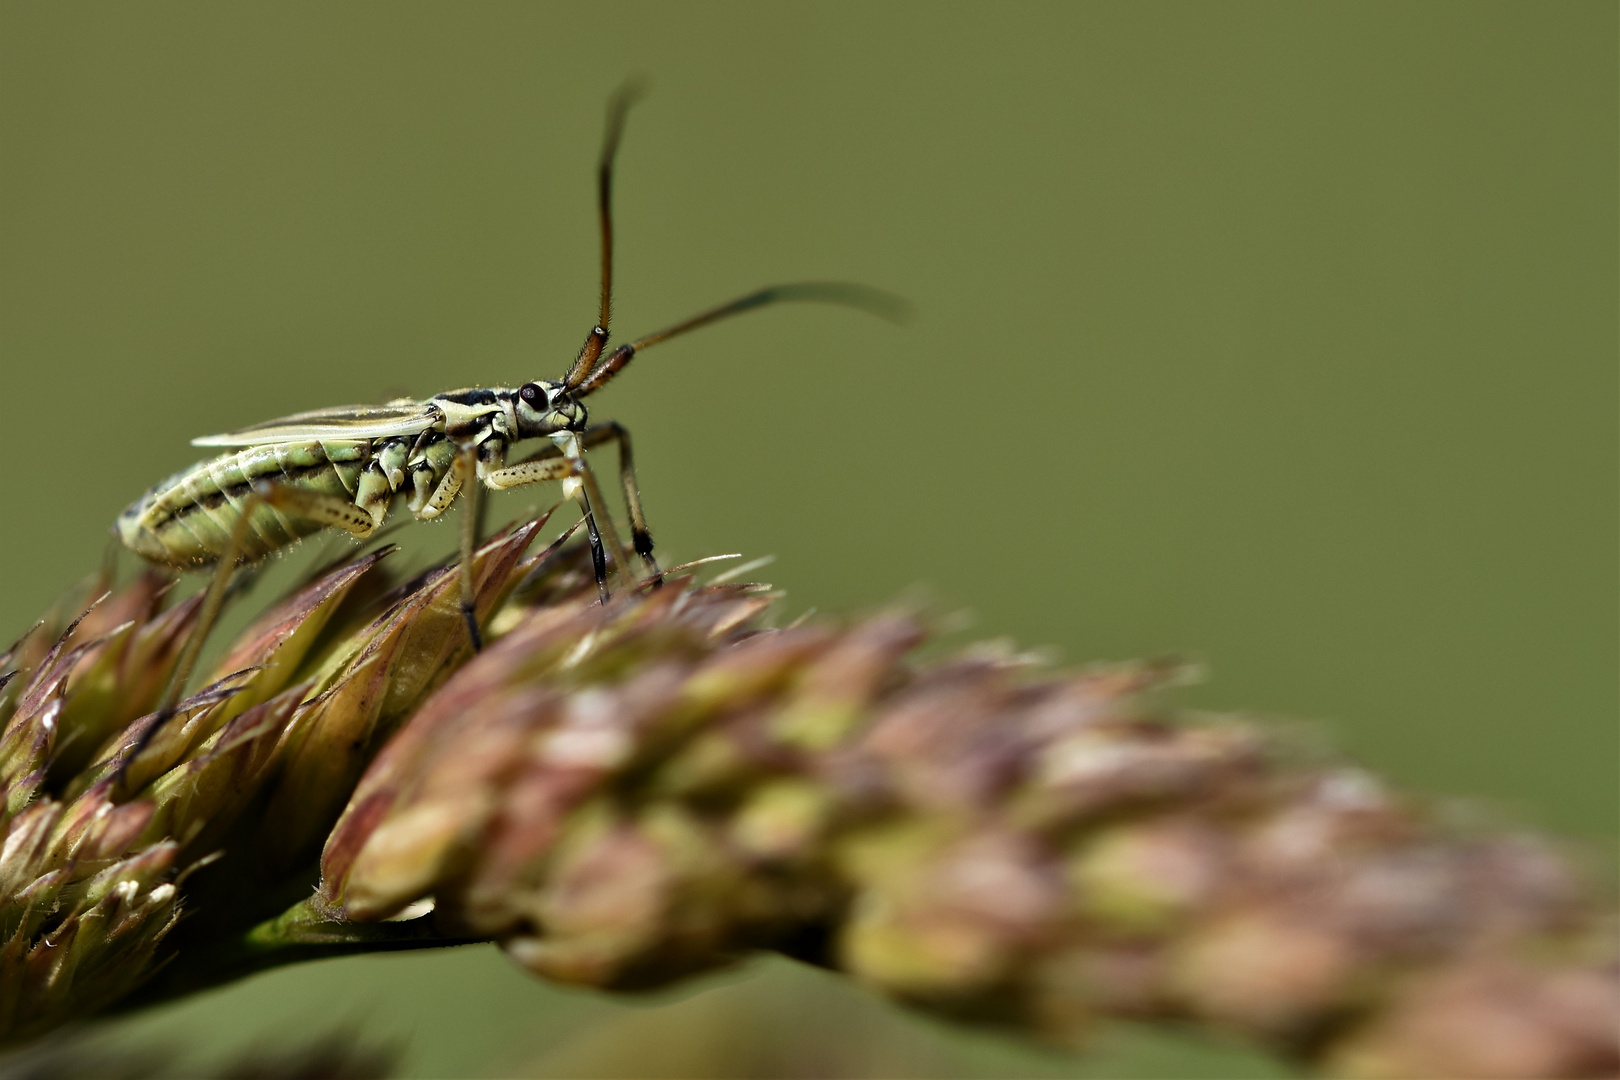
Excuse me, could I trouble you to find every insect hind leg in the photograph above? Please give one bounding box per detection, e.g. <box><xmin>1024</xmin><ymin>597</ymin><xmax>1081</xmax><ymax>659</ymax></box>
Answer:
<box><xmin>155</xmin><ymin>481</ymin><xmax>377</xmax><ymax>711</ymax></box>
<box><xmin>259</xmin><ymin>479</ymin><xmax>382</xmax><ymax>538</ymax></box>
<box><xmin>114</xmin><ymin>477</ymin><xmax>385</xmax><ymax>796</ymax></box>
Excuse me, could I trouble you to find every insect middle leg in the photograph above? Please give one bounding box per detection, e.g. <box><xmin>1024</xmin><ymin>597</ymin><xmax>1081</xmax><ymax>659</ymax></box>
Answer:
<box><xmin>408</xmin><ymin>443</ymin><xmax>492</xmax><ymax>648</ymax></box>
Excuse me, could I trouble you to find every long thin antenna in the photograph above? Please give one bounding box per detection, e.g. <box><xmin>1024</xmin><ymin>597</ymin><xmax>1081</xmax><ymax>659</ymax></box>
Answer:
<box><xmin>574</xmin><ymin>281</ymin><xmax>910</xmax><ymax>397</ymax></box>
<box><xmin>564</xmin><ymin>79</ymin><xmax>649</xmax><ymax>391</ymax></box>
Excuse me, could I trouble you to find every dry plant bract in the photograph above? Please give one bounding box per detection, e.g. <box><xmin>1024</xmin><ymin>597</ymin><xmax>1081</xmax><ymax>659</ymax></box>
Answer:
<box><xmin>0</xmin><ymin>512</ymin><xmax>1614</xmax><ymax>1079</ymax></box>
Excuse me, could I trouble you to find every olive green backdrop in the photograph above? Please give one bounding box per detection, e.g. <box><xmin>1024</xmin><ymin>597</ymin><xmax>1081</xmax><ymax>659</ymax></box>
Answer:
<box><xmin>1</xmin><ymin>3</ymin><xmax>1613</xmax><ymax>1077</ymax></box>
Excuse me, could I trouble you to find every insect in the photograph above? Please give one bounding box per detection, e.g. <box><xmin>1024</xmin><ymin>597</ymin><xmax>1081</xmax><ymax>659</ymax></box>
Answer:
<box><xmin>116</xmin><ymin>84</ymin><xmax>900</xmax><ymax>708</ymax></box>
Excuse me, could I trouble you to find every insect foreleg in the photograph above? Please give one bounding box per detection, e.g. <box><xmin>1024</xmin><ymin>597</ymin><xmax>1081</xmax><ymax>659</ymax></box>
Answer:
<box><xmin>482</xmin><ymin>452</ymin><xmax>619</xmax><ymax>604</ymax></box>
<box><xmin>576</xmin><ymin>481</ymin><xmax>611</xmax><ymax>606</ymax></box>
<box><xmin>576</xmin><ymin>462</ymin><xmax>629</xmax><ymax>602</ymax></box>
<box><xmin>580</xmin><ymin>422</ymin><xmax>659</xmax><ymax>580</ymax></box>
<box><xmin>481</xmin><ymin>453</ymin><xmax>576</xmax><ymax>489</ymax></box>
<box><xmin>490</xmin><ymin>443</ymin><xmax>638</xmax><ymax>576</ymax></box>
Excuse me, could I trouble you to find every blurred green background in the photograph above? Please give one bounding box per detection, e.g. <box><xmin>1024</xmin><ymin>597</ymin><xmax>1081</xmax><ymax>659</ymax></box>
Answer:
<box><xmin>1</xmin><ymin>3</ymin><xmax>1613</xmax><ymax>1077</ymax></box>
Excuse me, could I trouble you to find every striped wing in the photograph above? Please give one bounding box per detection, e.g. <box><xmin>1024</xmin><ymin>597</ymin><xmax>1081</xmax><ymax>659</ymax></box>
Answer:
<box><xmin>191</xmin><ymin>400</ymin><xmax>443</xmax><ymax>447</ymax></box>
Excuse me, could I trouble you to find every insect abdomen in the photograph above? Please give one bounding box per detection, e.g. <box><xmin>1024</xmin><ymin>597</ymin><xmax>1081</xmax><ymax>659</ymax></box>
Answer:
<box><xmin>118</xmin><ymin>441</ymin><xmax>372</xmax><ymax>568</ymax></box>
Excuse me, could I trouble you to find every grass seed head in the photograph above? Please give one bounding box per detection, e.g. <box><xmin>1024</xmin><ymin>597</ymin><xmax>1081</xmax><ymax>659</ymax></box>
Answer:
<box><xmin>0</xmin><ymin>512</ymin><xmax>1613</xmax><ymax>1079</ymax></box>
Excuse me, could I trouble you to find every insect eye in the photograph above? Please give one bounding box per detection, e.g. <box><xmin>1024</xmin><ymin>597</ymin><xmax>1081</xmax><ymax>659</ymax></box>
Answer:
<box><xmin>519</xmin><ymin>383</ymin><xmax>547</xmax><ymax>408</ymax></box>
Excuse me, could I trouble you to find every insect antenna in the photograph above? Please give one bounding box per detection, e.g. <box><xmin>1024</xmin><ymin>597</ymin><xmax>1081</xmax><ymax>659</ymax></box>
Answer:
<box><xmin>572</xmin><ymin>281</ymin><xmax>910</xmax><ymax>397</ymax></box>
<box><xmin>563</xmin><ymin>78</ymin><xmax>649</xmax><ymax>392</ymax></box>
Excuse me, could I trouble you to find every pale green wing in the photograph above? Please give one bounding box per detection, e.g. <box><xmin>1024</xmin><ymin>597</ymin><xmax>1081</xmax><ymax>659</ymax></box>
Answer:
<box><xmin>191</xmin><ymin>400</ymin><xmax>444</xmax><ymax>447</ymax></box>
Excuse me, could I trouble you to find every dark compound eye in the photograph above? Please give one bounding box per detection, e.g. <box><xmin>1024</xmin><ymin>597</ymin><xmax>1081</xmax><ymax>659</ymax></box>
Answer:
<box><xmin>519</xmin><ymin>382</ymin><xmax>546</xmax><ymax>407</ymax></box>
